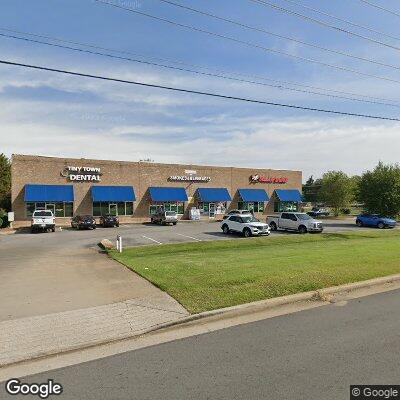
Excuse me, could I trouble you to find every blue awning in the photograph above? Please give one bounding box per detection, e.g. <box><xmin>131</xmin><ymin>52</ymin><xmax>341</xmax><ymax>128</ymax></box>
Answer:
<box><xmin>149</xmin><ymin>187</ymin><xmax>188</xmax><ymax>202</ymax></box>
<box><xmin>275</xmin><ymin>189</ymin><xmax>302</xmax><ymax>202</ymax></box>
<box><xmin>24</xmin><ymin>184</ymin><xmax>74</xmax><ymax>202</ymax></box>
<box><xmin>91</xmin><ymin>186</ymin><xmax>136</xmax><ymax>202</ymax></box>
<box><xmin>238</xmin><ymin>189</ymin><xmax>269</xmax><ymax>202</ymax></box>
<box><xmin>197</xmin><ymin>188</ymin><xmax>231</xmax><ymax>202</ymax></box>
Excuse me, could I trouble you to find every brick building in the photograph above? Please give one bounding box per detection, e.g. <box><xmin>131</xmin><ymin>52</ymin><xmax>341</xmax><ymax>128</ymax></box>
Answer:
<box><xmin>11</xmin><ymin>154</ymin><xmax>303</xmax><ymax>226</ymax></box>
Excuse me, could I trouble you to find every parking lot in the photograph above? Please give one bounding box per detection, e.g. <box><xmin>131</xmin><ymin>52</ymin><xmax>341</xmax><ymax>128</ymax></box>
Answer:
<box><xmin>93</xmin><ymin>217</ymin><xmax>396</xmax><ymax>247</ymax></box>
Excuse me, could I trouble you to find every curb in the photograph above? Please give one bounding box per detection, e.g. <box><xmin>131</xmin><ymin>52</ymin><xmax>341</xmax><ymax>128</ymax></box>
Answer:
<box><xmin>154</xmin><ymin>273</ymin><xmax>400</xmax><ymax>330</ymax></box>
<box><xmin>3</xmin><ymin>273</ymin><xmax>400</xmax><ymax>368</ymax></box>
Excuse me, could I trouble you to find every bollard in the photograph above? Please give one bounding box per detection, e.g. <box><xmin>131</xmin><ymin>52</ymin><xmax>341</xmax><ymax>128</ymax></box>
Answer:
<box><xmin>119</xmin><ymin>235</ymin><xmax>122</xmax><ymax>253</ymax></box>
<box><xmin>117</xmin><ymin>234</ymin><xmax>122</xmax><ymax>253</ymax></box>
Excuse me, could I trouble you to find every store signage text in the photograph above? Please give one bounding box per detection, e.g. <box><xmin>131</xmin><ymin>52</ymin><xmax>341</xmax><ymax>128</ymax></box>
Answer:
<box><xmin>250</xmin><ymin>175</ymin><xmax>288</xmax><ymax>184</ymax></box>
<box><xmin>168</xmin><ymin>175</ymin><xmax>211</xmax><ymax>182</ymax></box>
<box><xmin>61</xmin><ymin>166</ymin><xmax>102</xmax><ymax>182</ymax></box>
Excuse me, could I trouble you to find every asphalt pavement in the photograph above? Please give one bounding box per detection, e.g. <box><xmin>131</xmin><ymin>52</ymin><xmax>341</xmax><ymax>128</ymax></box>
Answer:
<box><xmin>1</xmin><ymin>288</ymin><xmax>399</xmax><ymax>400</ymax></box>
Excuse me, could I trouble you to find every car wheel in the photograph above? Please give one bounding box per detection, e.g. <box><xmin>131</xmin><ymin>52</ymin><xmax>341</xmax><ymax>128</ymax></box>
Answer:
<box><xmin>356</xmin><ymin>220</ymin><xmax>363</xmax><ymax>227</ymax></box>
<box><xmin>116</xmin><ymin>223</ymin><xmax>120</xmax><ymax>227</ymax></box>
<box><xmin>93</xmin><ymin>225</ymin><xmax>97</xmax><ymax>229</ymax></box>
<box><xmin>222</xmin><ymin>224</ymin><xmax>229</xmax><ymax>234</ymax></box>
<box><xmin>377</xmin><ymin>222</ymin><xmax>385</xmax><ymax>229</ymax></box>
<box><xmin>243</xmin><ymin>228</ymin><xmax>252</xmax><ymax>238</ymax></box>
<box><xmin>173</xmin><ymin>222</ymin><xmax>177</xmax><ymax>225</ymax></box>
<box><xmin>298</xmin><ymin>225</ymin><xmax>307</xmax><ymax>234</ymax></box>
<box><xmin>269</xmin><ymin>222</ymin><xmax>277</xmax><ymax>231</ymax></box>
<box><xmin>52</xmin><ymin>227</ymin><xmax>56</xmax><ymax>232</ymax></box>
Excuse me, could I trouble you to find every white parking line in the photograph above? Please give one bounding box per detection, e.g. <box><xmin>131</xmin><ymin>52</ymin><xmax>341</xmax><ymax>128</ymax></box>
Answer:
<box><xmin>141</xmin><ymin>235</ymin><xmax>163</xmax><ymax>245</ymax></box>
<box><xmin>176</xmin><ymin>233</ymin><xmax>202</xmax><ymax>242</ymax></box>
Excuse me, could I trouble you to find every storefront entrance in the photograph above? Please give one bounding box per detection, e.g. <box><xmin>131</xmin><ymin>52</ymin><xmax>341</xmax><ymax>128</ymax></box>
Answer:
<box><xmin>209</xmin><ymin>203</ymin><xmax>216</xmax><ymax>218</ymax></box>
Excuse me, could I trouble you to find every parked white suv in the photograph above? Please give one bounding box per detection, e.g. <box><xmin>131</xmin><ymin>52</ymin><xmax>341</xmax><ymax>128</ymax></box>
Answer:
<box><xmin>267</xmin><ymin>212</ymin><xmax>323</xmax><ymax>233</ymax></box>
<box><xmin>31</xmin><ymin>210</ymin><xmax>56</xmax><ymax>233</ymax></box>
<box><xmin>221</xmin><ymin>214</ymin><xmax>270</xmax><ymax>237</ymax></box>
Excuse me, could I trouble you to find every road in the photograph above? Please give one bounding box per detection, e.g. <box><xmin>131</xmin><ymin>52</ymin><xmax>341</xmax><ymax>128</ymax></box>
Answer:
<box><xmin>2</xmin><ymin>288</ymin><xmax>399</xmax><ymax>400</ymax></box>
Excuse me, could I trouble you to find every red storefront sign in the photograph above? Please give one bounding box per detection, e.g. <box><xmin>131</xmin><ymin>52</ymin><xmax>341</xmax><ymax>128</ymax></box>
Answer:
<box><xmin>250</xmin><ymin>175</ymin><xmax>288</xmax><ymax>184</ymax></box>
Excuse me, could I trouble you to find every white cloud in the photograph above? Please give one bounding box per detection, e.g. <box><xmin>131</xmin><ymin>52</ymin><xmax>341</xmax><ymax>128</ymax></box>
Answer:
<box><xmin>1</xmin><ymin>52</ymin><xmax>400</xmax><ymax>181</ymax></box>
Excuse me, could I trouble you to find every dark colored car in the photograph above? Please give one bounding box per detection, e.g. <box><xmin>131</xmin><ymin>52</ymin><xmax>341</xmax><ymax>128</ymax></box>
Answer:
<box><xmin>307</xmin><ymin>207</ymin><xmax>330</xmax><ymax>217</ymax></box>
<box><xmin>356</xmin><ymin>214</ymin><xmax>396</xmax><ymax>229</ymax></box>
<box><xmin>71</xmin><ymin>215</ymin><xmax>97</xmax><ymax>230</ymax></box>
<box><xmin>100</xmin><ymin>214</ymin><xmax>119</xmax><ymax>228</ymax></box>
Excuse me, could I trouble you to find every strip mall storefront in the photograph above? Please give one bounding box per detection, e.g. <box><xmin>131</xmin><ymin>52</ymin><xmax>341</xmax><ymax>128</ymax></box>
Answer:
<box><xmin>11</xmin><ymin>155</ymin><xmax>303</xmax><ymax>226</ymax></box>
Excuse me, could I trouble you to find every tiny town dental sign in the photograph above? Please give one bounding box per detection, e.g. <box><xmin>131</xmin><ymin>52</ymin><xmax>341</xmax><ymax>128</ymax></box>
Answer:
<box><xmin>61</xmin><ymin>166</ymin><xmax>102</xmax><ymax>182</ymax></box>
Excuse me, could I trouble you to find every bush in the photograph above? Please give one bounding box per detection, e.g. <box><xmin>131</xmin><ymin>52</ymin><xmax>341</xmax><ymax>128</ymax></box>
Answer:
<box><xmin>341</xmin><ymin>208</ymin><xmax>351</xmax><ymax>215</ymax></box>
<box><xmin>0</xmin><ymin>208</ymin><xmax>9</xmax><ymax>228</ymax></box>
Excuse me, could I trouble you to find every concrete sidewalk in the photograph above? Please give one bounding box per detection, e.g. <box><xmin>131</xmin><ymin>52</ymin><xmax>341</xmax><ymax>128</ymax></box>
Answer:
<box><xmin>0</xmin><ymin>295</ymin><xmax>189</xmax><ymax>366</ymax></box>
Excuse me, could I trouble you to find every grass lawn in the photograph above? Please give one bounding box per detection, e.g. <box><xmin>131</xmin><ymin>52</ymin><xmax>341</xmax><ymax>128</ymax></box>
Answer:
<box><xmin>110</xmin><ymin>230</ymin><xmax>400</xmax><ymax>313</ymax></box>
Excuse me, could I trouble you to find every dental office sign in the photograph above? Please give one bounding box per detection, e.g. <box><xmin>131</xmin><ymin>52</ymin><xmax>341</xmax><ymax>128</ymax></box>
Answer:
<box><xmin>61</xmin><ymin>166</ymin><xmax>102</xmax><ymax>182</ymax></box>
<box><xmin>250</xmin><ymin>175</ymin><xmax>288</xmax><ymax>184</ymax></box>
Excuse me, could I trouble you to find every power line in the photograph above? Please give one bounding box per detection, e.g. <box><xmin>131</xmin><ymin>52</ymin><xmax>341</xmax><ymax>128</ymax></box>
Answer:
<box><xmin>157</xmin><ymin>0</ymin><xmax>400</xmax><ymax>72</ymax></box>
<box><xmin>278</xmin><ymin>0</ymin><xmax>400</xmax><ymax>41</ymax></box>
<box><xmin>1</xmin><ymin>27</ymin><xmax>397</xmax><ymax>105</ymax></box>
<box><xmin>249</xmin><ymin>0</ymin><xmax>400</xmax><ymax>51</ymax></box>
<box><xmin>358</xmin><ymin>0</ymin><xmax>400</xmax><ymax>18</ymax></box>
<box><xmin>93</xmin><ymin>0</ymin><xmax>400</xmax><ymax>85</ymax></box>
<box><xmin>3</xmin><ymin>30</ymin><xmax>400</xmax><ymax>108</ymax></box>
<box><xmin>0</xmin><ymin>59</ymin><xmax>399</xmax><ymax>121</ymax></box>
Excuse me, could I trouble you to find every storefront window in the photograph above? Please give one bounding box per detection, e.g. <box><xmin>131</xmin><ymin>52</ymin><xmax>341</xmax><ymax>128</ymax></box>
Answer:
<box><xmin>118</xmin><ymin>202</ymin><xmax>125</xmax><ymax>216</ymax></box>
<box><xmin>274</xmin><ymin>201</ymin><xmax>299</xmax><ymax>212</ymax></box>
<box><xmin>26</xmin><ymin>202</ymin><xmax>74</xmax><ymax>217</ymax></box>
<box><xmin>93</xmin><ymin>202</ymin><xmax>102</xmax><ymax>217</ymax></box>
<box><xmin>64</xmin><ymin>202</ymin><xmax>73</xmax><ymax>217</ymax></box>
<box><xmin>26</xmin><ymin>203</ymin><xmax>36</xmax><ymax>218</ymax></box>
<box><xmin>125</xmin><ymin>202</ymin><xmax>133</xmax><ymax>216</ymax></box>
<box><xmin>93</xmin><ymin>202</ymin><xmax>134</xmax><ymax>216</ymax></box>
<box><xmin>55</xmin><ymin>202</ymin><xmax>65</xmax><ymax>217</ymax></box>
<box><xmin>238</xmin><ymin>201</ymin><xmax>265</xmax><ymax>213</ymax></box>
<box><xmin>198</xmin><ymin>202</ymin><xmax>227</xmax><ymax>216</ymax></box>
<box><xmin>149</xmin><ymin>202</ymin><xmax>184</xmax><ymax>215</ymax></box>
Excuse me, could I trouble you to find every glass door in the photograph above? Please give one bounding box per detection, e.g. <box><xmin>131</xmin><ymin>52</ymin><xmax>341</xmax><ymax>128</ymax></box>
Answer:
<box><xmin>209</xmin><ymin>203</ymin><xmax>216</xmax><ymax>218</ymax></box>
<box><xmin>109</xmin><ymin>203</ymin><xmax>118</xmax><ymax>216</ymax></box>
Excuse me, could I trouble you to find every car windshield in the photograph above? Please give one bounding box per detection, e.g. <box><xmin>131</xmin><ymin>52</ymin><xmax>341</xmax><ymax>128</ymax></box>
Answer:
<box><xmin>241</xmin><ymin>216</ymin><xmax>259</xmax><ymax>223</ymax></box>
<box><xmin>166</xmin><ymin>211</ymin><xmax>176</xmax><ymax>216</ymax></box>
<box><xmin>296</xmin><ymin>213</ymin><xmax>313</xmax><ymax>220</ymax></box>
<box><xmin>34</xmin><ymin>211</ymin><xmax>52</xmax><ymax>217</ymax></box>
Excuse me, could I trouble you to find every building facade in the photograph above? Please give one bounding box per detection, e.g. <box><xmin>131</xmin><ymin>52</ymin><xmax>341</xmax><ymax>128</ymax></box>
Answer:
<box><xmin>11</xmin><ymin>154</ymin><xmax>303</xmax><ymax>226</ymax></box>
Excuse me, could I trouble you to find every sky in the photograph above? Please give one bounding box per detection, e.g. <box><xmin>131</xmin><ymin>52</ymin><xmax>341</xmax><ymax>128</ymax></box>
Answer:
<box><xmin>1</xmin><ymin>0</ymin><xmax>400</xmax><ymax>181</ymax></box>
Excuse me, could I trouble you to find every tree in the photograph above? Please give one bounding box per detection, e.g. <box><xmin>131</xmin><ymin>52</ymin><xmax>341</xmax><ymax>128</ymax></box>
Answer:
<box><xmin>302</xmin><ymin>175</ymin><xmax>322</xmax><ymax>203</ymax></box>
<box><xmin>318</xmin><ymin>171</ymin><xmax>352</xmax><ymax>216</ymax></box>
<box><xmin>358</xmin><ymin>162</ymin><xmax>400</xmax><ymax>217</ymax></box>
<box><xmin>0</xmin><ymin>153</ymin><xmax>11</xmax><ymax>211</ymax></box>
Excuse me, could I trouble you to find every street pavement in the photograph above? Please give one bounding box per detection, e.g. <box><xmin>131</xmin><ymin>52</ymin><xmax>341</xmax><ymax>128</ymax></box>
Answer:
<box><xmin>1</xmin><ymin>288</ymin><xmax>399</xmax><ymax>400</ymax></box>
